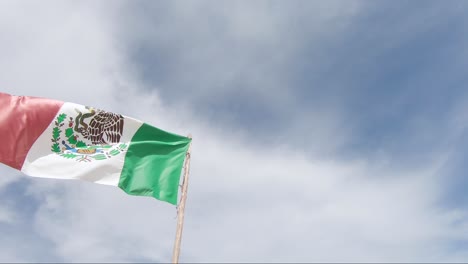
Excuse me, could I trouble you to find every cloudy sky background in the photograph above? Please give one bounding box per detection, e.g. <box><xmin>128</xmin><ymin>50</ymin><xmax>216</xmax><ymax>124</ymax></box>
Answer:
<box><xmin>1</xmin><ymin>0</ymin><xmax>468</xmax><ymax>262</ymax></box>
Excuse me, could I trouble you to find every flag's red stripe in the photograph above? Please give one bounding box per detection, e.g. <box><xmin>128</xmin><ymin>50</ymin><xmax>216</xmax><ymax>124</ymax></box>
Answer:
<box><xmin>0</xmin><ymin>92</ymin><xmax>63</xmax><ymax>170</ymax></box>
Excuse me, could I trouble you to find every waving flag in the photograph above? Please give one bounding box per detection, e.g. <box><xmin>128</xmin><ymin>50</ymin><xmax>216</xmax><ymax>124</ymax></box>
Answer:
<box><xmin>0</xmin><ymin>92</ymin><xmax>191</xmax><ymax>205</ymax></box>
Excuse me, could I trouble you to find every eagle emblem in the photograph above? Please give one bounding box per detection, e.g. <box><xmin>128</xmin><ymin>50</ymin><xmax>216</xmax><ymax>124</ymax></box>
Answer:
<box><xmin>50</xmin><ymin>106</ymin><xmax>128</xmax><ymax>162</ymax></box>
<box><xmin>74</xmin><ymin>106</ymin><xmax>124</xmax><ymax>145</ymax></box>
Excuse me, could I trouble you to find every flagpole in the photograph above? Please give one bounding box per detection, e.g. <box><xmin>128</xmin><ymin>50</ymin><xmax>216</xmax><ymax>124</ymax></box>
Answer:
<box><xmin>172</xmin><ymin>134</ymin><xmax>192</xmax><ymax>264</ymax></box>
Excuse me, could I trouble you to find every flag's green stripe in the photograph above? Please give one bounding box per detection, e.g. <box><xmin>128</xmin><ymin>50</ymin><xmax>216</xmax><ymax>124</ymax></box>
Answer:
<box><xmin>118</xmin><ymin>123</ymin><xmax>191</xmax><ymax>205</ymax></box>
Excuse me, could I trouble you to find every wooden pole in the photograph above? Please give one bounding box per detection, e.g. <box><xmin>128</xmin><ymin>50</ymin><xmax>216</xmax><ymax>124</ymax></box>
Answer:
<box><xmin>172</xmin><ymin>134</ymin><xmax>192</xmax><ymax>264</ymax></box>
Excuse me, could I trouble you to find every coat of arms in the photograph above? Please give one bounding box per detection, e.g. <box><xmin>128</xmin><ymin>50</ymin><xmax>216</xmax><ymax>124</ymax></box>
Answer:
<box><xmin>51</xmin><ymin>106</ymin><xmax>128</xmax><ymax>162</ymax></box>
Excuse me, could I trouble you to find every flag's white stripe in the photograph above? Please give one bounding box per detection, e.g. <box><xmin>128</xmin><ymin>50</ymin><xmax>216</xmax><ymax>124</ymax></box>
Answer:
<box><xmin>21</xmin><ymin>103</ymin><xmax>142</xmax><ymax>186</ymax></box>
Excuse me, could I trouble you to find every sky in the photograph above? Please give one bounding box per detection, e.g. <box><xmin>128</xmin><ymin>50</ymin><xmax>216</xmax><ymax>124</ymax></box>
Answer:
<box><xmin>1</xmin><ymin>0</ymin><xmax>468</xmax><ymax>262</ymax></box>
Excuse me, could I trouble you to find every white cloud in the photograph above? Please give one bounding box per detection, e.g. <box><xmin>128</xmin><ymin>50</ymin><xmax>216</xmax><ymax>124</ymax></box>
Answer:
<box><xmin>0</xmin><ymin>0</ymin><xmax>121</xmax><ymax>107</ymax></box>
<box><xmin>176</xmin><ymin>132</ymin><xmax>468</xmax><ymax>262</ymax></box>
<box><xmin>0</xmin><ymin>204</ymin><xmax>15</xmax><ymax>224</ymax></box>
<box><xmin>21</xmin><ymin>119</ymin><xmax>468</xmax><ymax>262</ymax></box>
<box><xmin>1</xmin><ymin>0</ymin><xmax>468</xmax><ymax>263</ymax></box>
<box><xmin>0</xmin><ymin>166</ymin><xmax>20</xmax><ymax>190</ymax></box>
<box><xmin>113</xmin><ymin>0</ymin><xmax>363</xmax><ymax>156</ymax></box>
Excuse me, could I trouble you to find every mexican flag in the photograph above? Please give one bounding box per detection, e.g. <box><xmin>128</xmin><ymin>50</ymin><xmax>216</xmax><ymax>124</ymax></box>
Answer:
<box><xmin>0</xmin><ymin>92</ymin><xmax>191</xmax><ymax>205</ymax></box>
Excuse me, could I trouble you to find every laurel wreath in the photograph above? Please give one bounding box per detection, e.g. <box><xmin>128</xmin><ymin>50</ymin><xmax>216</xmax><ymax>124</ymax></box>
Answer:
<box><xmin>50</xmin><ymin>112</ymin><xmax>128</xmax><ymax>162</ymax></box>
